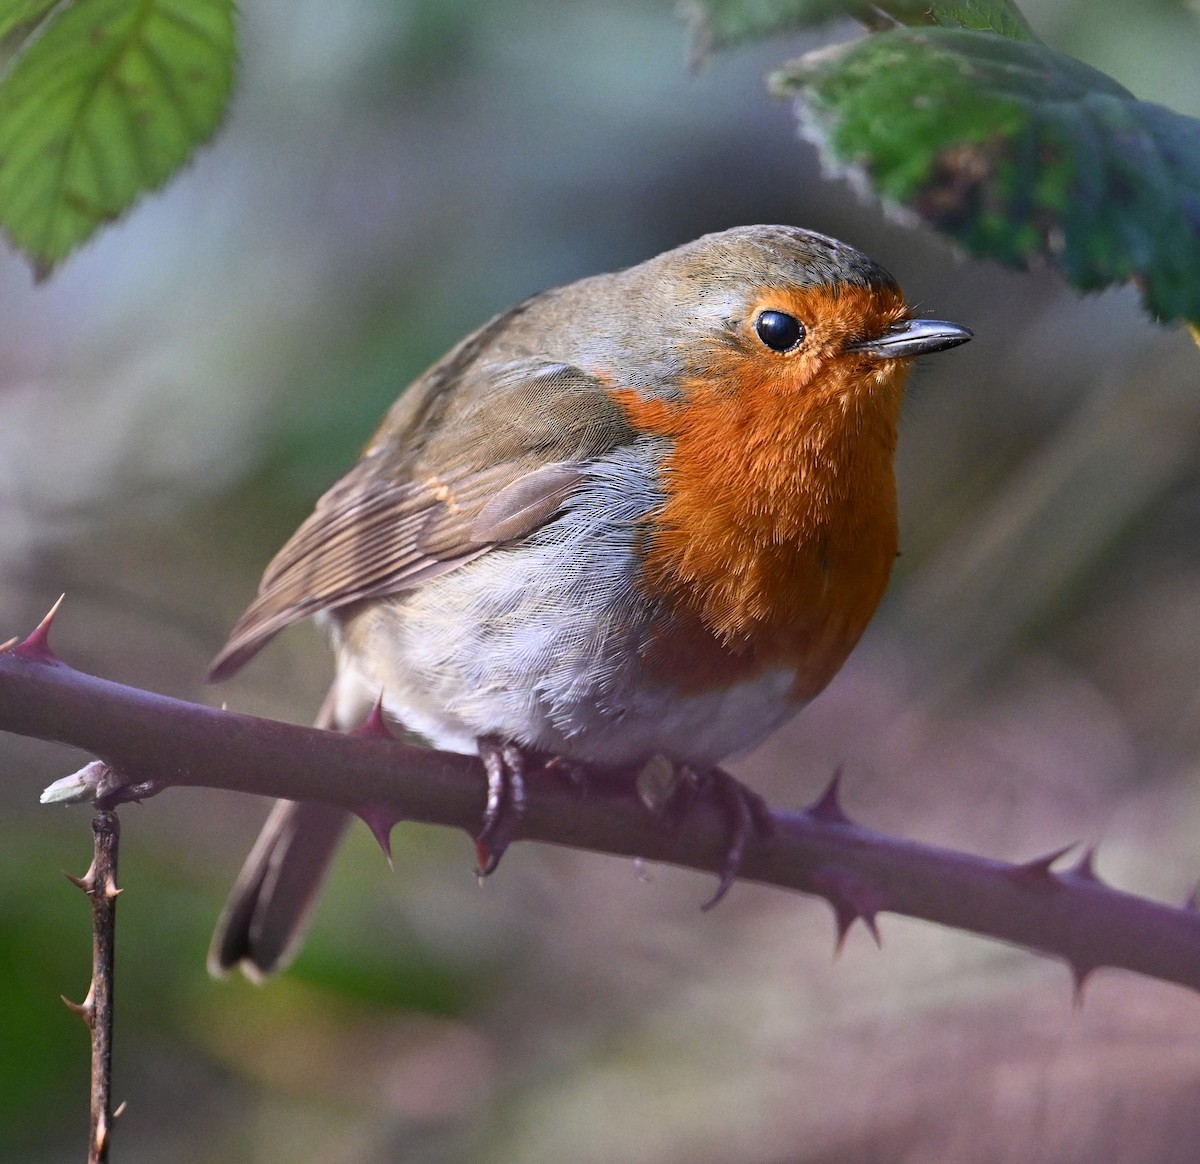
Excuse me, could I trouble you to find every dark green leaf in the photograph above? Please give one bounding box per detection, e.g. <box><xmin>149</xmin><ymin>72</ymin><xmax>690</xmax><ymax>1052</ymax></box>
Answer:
<box><xmin>773</xmin><ymin>28</ymin><xmax>1200</xmax><ymax>322</ymax></box>
<box><xmin>680</xmin><ymin>0</ymin><xmax>1037</xmax><ymax>58</ymax></box>
<box><xmin>0</xmin><ymin>0</ymin><xmax>236</xmax><ymax>277</ymax></box>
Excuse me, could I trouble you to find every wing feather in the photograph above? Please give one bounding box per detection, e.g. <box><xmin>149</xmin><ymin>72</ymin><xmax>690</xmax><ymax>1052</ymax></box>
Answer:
<box><xmin>209</xmin><ymin>358</ymin><xmax>636</xmax><ymax>680</ymax></box>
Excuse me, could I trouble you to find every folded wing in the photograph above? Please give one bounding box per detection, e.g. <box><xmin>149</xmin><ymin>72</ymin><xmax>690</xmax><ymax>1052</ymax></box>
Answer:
<box><xmin>209</xmin><ymin>359</ymin><xmax>636</xmax><ymax>680</ymax></box>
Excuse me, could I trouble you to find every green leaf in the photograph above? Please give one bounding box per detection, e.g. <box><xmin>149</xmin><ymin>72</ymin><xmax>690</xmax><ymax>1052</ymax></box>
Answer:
<box><xmin>680</xmin><ymin>0</ymin><xmax>1037</xmax><ymax>57</ymax></box>
<box><xmin>0</xmin><ymin>0</ymin><xmax>61</xmax><ymax>45</ymax></box>
<box><xmin>0</xmin><ymin>0</ymin><xmax>236</xmax><ymax>277</ymax></box>
<box><xmin>905</xmin><ymin>1</ymin><xmax>1038</xmax><ymax>40</ymax></box>
<box><xmin>773</xmin><ymin>28</ymin><xmax>1200</xmax><ymax>323</ymax></box>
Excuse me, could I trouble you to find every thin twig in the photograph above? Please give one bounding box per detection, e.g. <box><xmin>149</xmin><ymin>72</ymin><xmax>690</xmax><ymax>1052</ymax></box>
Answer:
<box><xmin>63</xmin><ymin>807</ymin><xmax>121</xmax><ymax>1164</ymax></box>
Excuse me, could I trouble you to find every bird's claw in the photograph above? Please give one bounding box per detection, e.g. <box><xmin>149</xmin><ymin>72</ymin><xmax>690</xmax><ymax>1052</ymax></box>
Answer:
<box><xmin>474</xmin><ymin>742</ymin><xmax>773</xmax><ymax>907</ymax></box>
<box><xmin>700</xmin><ymin>768</ymin><xmax>774</xmax><ymax>909</ymax></box>
<box><xmin>475</xmin><ymin>737</ymin><xmax>530</xmax><ymax>876</ymax></box>
<box><xmin>638</xmin><ymin>758</ymin><xmax>774</xmax><ymax>909</ymax></box>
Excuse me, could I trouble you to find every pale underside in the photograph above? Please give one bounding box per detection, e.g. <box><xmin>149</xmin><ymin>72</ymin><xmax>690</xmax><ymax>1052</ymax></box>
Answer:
<box><xmin>324</xmin><ymin>441</ymin><xmax>807</xmax><ymax>768</ymax></box>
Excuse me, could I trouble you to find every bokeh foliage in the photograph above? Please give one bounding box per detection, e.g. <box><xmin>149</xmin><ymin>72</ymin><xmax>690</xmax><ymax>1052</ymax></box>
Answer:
<box><xmin>4</xmin><ymin>1</ymin><xmax>1200</xmax><ymax>1162</ymax></box>
<box><xmin>681</xmin><ymin>0</ymin><xmax>1038</xmax><ymax>51</ymax></box>
<box><xmin>4</xmin><ymin>0</ymin><xmax>1198</xmax><ymax>322</ymax></box>
<box><xmin>0</xmin><ymin>0</ymin><xmax>234</xmax><ymax>277</ymax></box>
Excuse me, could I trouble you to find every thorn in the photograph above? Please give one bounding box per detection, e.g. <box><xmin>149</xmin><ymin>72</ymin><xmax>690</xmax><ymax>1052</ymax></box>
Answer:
<box><xmin>1069</xmin><ymin>962</ymin><xmax>1095</xmax><ymax>1007</ymax></box>
<box><xmin>64</xmin><ymin>865</ymin><xmax>96</xmax><ymax>892</ymax></box>
<box><xmin>13</xmin><ymin>594</ymin><xmax>65</xmax><ymax>664</ymax></box>
<box><xmin>810</xmin><ymin>865</ymin><xmax>886</xmax><ymax>953</ymax></box>
<box><xmin>220</xmin><ymin>701</ymin><xmax>228</xmax><ymax>712</ymax></box>
<box><xmin>1068</xmin><ymin>846</ymin><xmax>1103</xmax><ymax>884</ymax></box>
<box><xmin>835</xmin><ymin>907</ymin><xmax>877</xmax><ymax>952</ymax></box>
<box><xmin>62</xmin><ymin>982</ymin><xmax>96</xmax><ymax>1025</ymax></box>
<box><xmin>104</xmin><ymin>875</ymin><xmax>122</xmax><ymax>900</ymax></box>
<box><xmin>354</xmin><ymin>692</ymin><xmax>393</xmax><ymax>738</ymax></box>
<box><xmin>806</xmin><ymin>767</ymin><xmax>850</xmax><ymax>825</ymax></box>
<box><xmin>1009</xmin><ymin>843</ymin><xmax>1076</xmax><ymax>883</ymax></box>
<box><xmin>830</xmin><ymin>901</ymin><xmax>854</xmax><ymax>952</ymax></box>
<box><xmin>863</xmin><ymin>914</ymin><xmax>882</xmax><ymax>947</ymax></box>
<box><xmin>353</xmin><ymin>803</ymin><xmax>403</xmax><ymax>865</ymax></box>
<box><xmin>829</xmin><ymin>899</ymin><xmax>881</xmax><ymax>953</ymax></box>
<box><xmin>113</xmin><ymin>1101</ymin><xmax>127</xmax><ymax>1120</ymax></box>
<box><xmin>0</xmin><ymin>636</ymin><xmax>16</xmax><ymax>651</ymax></box>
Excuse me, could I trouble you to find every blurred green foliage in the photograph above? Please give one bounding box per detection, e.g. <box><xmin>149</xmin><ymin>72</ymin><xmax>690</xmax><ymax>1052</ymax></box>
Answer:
<box><xmin>682</xmin><ymin>0</ymin><xmax>1038</xmax><ymax>52</ymax></box>
<box><xmin>17</xmin><ymin>0</ymin><xmax>1200</xmax><ymax>325</ymax></box>
<box><xmin>3</xmin><ymin>0</ymin><xmax>1200</xmax><ymax>1161</ymax></box>
<box><xmin>0</xmin><ymin>0</ymin><xmax>234</xmax><ymax>276</ymax></box>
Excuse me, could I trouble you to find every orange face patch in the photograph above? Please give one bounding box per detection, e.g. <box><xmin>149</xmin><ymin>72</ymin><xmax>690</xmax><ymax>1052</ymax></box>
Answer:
<box><xmin>614</xmin><ymin>281</ymin><xmax>914</xmax><ymax>699</ymax></box>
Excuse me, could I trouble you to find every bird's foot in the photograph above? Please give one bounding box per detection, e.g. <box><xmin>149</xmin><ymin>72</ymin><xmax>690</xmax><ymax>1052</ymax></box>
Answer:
<box><xmin>636</xmin><ymin>757</ymin><xmax>775</xmax><ymax>909</ymax></box>
<box><xmin>475</xmin><ymin>736</ymin><xmax>531</xmax><ymax>877</ymax></box>
<box><xmin>473</xmin><ymin>743</ymin><xmax>596</xmax><ymax>876</ymax></box>
<box><xmin>473</xmin><ymin>742</ymin><xmax>774</xmax><ymax>907</ymax></box>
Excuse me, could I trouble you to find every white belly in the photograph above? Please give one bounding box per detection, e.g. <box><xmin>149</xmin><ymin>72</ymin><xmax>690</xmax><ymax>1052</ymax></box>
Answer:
<box><xmin>324</xmin><ymin>444</ymin><xmax>807</xmax><ymax>768</ymax></box>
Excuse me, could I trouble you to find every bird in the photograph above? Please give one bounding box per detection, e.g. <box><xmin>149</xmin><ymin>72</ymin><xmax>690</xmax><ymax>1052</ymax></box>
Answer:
<box><xmin>206</xmin><ymin>224</ymin><xmax>971</xmax><ymax>979</ymax></box>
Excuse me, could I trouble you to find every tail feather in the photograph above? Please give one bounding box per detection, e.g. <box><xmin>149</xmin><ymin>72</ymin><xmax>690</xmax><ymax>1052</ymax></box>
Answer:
<box><xmin>208</xmin><ymin>683</ymin><xmax>352</xmax><ymax>980</ymax></box>
<box><xmin>208</xmin><ymin>799</ymin><xmax>351</xmax><ymax>980</ymax></box>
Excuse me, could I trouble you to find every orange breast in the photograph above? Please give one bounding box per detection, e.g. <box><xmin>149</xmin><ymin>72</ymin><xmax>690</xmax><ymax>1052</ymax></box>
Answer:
<box><xmin>614</xmin><ymin>283</ymin><xmax>912</xmax><ymax>700</ymax></box>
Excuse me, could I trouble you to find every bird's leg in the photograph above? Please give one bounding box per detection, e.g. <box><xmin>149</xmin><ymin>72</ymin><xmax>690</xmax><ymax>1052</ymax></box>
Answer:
<box><xmin>474</xmin><ymin>742</ymin><xmax>773</xmax><ymax>907</ymax></box>
<box><xmin>699</xmin><ymin>767</ymin><xmax>776</xmax><ymax>908</ymax></box>
<box><xmin>473</xmin><ymin>745</ymin><xmax>595</xmax><ymax>876</ymax></box>
<box><xmin>637</xmin><ymin>757</ymin><xmax>775</xmax><ymax>909</ymax></box>
<box><xmin>474</xmin><ymin>736</ymin><xmax>530</xmax><ymax>876</ymax></box>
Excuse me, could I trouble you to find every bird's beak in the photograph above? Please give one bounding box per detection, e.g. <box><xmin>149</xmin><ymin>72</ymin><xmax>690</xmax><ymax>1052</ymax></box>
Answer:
<box><xmin>848</xmin><ymin>318</ymin><xmax>973</xmax><ymax>359</ymax></box>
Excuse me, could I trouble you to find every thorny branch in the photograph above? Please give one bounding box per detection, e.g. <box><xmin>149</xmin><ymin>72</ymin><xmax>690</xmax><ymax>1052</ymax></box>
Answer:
<box><xmin>63</xmin><ymin>808</ymin><xmax>122</xmax><ymax>1164</ymax></box>
<box><xmin>4</xmin><ymin>602</ymin><xmax>1200</xmax><ymax>996</ymax></box>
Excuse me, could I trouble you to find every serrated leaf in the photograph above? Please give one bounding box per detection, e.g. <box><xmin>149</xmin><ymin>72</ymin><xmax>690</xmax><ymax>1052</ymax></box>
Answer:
<box><xmin>773</xmin><ymin>28</ymin><xmax>1200</xmax><ymax>323</ymax></box>
<box><xmin>910</xmin><ymin>2</ymin><xmax>1037</xmax><ymax>40</ymax></box>
<box><xmin>680</xmin><ymin>0</ymin><xmax>1036</xmax><ymax>57</ymax></box>
<box><xmin>0</xmin><ymin>0</ymin><xmax>61</xmax><ymax>46</ymax></box>
<box><xmin>0</xmin><ymin>0</ymin><xmax>236</xmax><ymax>277</ymax></box>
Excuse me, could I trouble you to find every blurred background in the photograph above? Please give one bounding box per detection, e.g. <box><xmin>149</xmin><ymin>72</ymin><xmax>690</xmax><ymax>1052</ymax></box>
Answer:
<box><xmin>5</xmin><ymin>0</ymin><xmax>1200</xmax><ymax>1160</ymax></box>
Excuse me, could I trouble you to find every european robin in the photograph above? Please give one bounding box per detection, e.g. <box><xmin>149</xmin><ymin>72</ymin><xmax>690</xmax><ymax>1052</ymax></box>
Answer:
<box><xmin>207</xmin><ymin>224</ymin><xmax>971</xmax><ymax>978</ymax></box>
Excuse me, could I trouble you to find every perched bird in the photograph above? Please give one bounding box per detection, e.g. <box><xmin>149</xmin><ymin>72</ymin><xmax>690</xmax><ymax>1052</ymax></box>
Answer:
<box><xmin>207</xmin><ymin>224</ymin><xmax>971</xmax><ymax>979</ymax></box>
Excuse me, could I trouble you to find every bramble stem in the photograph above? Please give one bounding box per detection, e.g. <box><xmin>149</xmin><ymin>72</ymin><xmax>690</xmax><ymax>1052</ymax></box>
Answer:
<box><xmin>6</xmin><ymin>629</ymin><xmax>1200</xmax><ymax>995</ymax></box>
<box><xmin>64</xmin><ymin>808</ymin><xmax>121</xmax><ymax>1164</ymax></box>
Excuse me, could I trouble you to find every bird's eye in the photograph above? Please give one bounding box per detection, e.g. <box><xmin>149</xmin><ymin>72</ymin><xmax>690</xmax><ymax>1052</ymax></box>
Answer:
<box><xmin>754</xmin><ymin>310</ymin><xmax>805</xmax><ymax>353</ymax></box>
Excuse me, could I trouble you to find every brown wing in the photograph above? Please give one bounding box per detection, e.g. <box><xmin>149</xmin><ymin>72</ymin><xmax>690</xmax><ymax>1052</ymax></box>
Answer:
<box><xmin>209</xmin><ymin>359</ymin><xmax>636</xmax><ymax>680</ymax></box>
